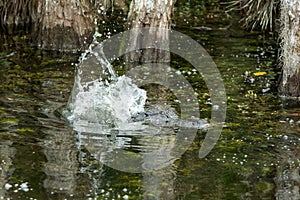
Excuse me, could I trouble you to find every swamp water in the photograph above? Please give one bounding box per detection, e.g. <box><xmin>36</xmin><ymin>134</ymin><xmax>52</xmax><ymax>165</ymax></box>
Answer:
<box><xmin>1</xmin><ymin>15</ymin><xmax>300</xmax><ymax>200</ymax></box>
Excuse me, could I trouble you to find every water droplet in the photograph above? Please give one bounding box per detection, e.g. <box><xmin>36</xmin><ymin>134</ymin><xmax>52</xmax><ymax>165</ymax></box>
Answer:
<box><xmin>4</xmin><ymin>183</ymin><xmax>12</xmax><ymax>190</ymax></box>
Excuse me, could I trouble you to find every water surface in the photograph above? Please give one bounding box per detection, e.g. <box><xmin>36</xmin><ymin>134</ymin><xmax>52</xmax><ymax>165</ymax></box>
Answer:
<box><xmin>0</xmin><ymin>8</ymin><xmax>300</xmax><ymax>200</ymax></box>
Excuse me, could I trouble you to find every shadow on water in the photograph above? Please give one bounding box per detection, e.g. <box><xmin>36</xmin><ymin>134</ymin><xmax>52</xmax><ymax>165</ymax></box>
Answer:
<box><xmin>0</xmin><ymin>7</ymin><xmax>300</xmax><ymax>200</ymax></box>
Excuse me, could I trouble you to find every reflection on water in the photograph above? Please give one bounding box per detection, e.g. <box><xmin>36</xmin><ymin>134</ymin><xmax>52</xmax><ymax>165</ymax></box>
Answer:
<box><xmin>274</xmin><ymin>114</ymin><xmax>300</xmax><ymax>199</ymax></box>
<box><xmin>275</xmin><ymin>148</ymin><xmax>300</xmax><ymax>199</ymax></box>
<box><xmin>142</xmin><ymin>164</ymin><xmax>176</xmax><ymax>200</ymax></box>
<box><xmin>77</xmin><ymin>124</ymin><xmax>179</xmax><ymax>199</ymax></box>
<box><xmin>0</xmin><ymin>141</ymin><xmax>15</xmax><ymax>199</ymax></box>
<box><xmin>41</xmin><ymin>116</ymin><xmax>79</xmax><ymax>198</ymax></box>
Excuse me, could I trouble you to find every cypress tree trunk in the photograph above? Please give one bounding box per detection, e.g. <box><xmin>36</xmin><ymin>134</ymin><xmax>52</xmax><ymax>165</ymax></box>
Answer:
<box><xmin>0</xmin><ymin>0</ymin><xmax>113</xmax><ymax>51</ymax></box>
<box><xmin>279</xmin><ymin>0</ymin><xmax>300</xmax><ymax>97</ymax></box>
<box><xmin>126</xmin><ymin>0</ymin><xmax>174</xmax><ymax>63</ymax></box>
<box><xmin>32</xmin><ymin>0</ymin><xmax>96</xmax><ymax>51</ymax></box>
<box><xmin>125</xmin><ymin>1</ymin><xmax>177</xmax><ymax>199</ymax></box>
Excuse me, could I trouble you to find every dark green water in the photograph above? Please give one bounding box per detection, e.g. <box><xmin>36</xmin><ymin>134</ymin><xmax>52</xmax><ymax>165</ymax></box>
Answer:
<box><xmin>1</xmin><ymin>6</ymin><xmax>300</xmax><ymax>200</ymax></box>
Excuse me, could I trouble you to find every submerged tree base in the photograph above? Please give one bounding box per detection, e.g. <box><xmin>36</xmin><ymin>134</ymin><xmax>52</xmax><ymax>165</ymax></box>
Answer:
<box><xmin>279</xmin><ymin>70</ymin><xmax>300</xmax><ymax>97</ymax></box>
<box><xmin>280</xmin><ymin>96</ymin><xmax>300</xmax><ymax>108</ymax></box>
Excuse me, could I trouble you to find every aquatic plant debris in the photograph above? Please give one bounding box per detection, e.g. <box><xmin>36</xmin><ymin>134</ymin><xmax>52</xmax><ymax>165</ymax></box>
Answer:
<box><xmin>254</xmin><ymin>71</ymin><xmax>267</xmax><ymax>76</ymax></box>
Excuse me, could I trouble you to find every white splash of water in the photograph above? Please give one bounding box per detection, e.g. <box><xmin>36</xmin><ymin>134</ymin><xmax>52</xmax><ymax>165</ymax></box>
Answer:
<box><xmin>63</xmin><ymin>12</ymin><xmax>148</xmax><ymax>130</ymax></box>
<box><xmin>68</xmin><ymin>75</ymin><xmax>146</xmax><ymax>127</ymax></box>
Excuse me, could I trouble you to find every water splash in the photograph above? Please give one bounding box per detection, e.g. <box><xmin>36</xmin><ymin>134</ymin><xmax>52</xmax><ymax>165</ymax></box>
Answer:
<box><xmin>67</xmin><ymin>75</ymin><xmax>147</xmax><ymax>129</ymax></box>
<box><xmin>63</xmin><ymin>26</ymin><xmax>216</xmax><ymax>173</ymax></box>
<box><xmin>65</xmin><ymin>40</ymin><xmax>147</xmax><ymax>130</ymax></box>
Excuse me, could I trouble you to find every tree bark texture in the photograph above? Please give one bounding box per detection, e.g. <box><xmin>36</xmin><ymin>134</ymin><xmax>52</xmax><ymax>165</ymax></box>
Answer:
<box><xmin>0</xmin><ymin>0</ymin><xmax>113</xmax><ymax>51</ymax></box>
<box><xmin>33</xmin><ymin>0</ymin><xmax>97</xmax><ymax>51</ymax></box>
<box><xmin>0</xmin><ymin>0</ymin><xmax>38</xmax><ymax>29</ymax></box>
<box><xmin>279</xmin><ymin>0</ymin><xmax>300</xmax><ymax>97</ymax></box>
<box><xmin>125</xmin><ymin>0</ymin><xmax>174</xmax><ymax>63</ymax></box>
